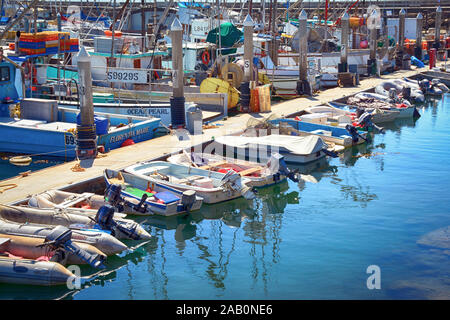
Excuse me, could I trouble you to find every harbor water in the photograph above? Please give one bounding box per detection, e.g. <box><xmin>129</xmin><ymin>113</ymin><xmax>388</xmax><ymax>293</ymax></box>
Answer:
<box><xmin>0</xmin><ymin>96</ymin><xmax>449</xmax><ymax>299</ymax></box>
<box><xmin>0</xmin><ymin>155</ymin><xmax>63</xmax><ymax>181</ymax></box>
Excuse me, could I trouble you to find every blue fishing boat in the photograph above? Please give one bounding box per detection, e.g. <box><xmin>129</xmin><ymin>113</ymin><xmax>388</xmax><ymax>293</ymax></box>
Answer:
<box><xmin>0</xmin><ymin>60</ymin><xmax>161</xmax><ymax>159</ymax></box>
<box><xmin>269</xmin><ymin>118</ymin><xmax>368</xmax><ymax>148</ymax></box>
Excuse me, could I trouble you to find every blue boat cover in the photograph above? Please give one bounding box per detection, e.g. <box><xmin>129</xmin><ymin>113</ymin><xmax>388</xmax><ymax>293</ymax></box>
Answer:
<box><xmin>154</xmin><ymin>191</ymin><xmax>180</xmax><ymax>204</ymax></box>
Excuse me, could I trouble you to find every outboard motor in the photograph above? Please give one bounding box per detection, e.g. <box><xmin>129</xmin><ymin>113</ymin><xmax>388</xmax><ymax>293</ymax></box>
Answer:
<box><xmin>219</xmin><ymin>171</ymin><xmax>255</xmax><ymax>200</ymax></box>
<box><xmin>388</xmin><ymin>88</ymin><xmax>398</xmax><ymax>101</ymax></box>
<box><xmin>181</xmin><ymin>190</ymin><xmax>196</xmax><ymax>212</ymax></box>
<box><xmin>95</xmin><ymin>205</ymin><xmax>141</xmax><ymax>240</ymax></box>
<box><xmin>266</xmin><ymin>153</ymin><xmax>299</xmax><ymax>182</ymax></box>
<box><xmin>419</xmin><ymin>79</ymin><xmax>430</xmax><ymax>93</ymax></box>
<box><xmin>105</xmin><ymin>184</ymin><xmax>124</xmax><ymax>212</ymax></box>
<box><xmin>345</xmin><ymin>124</ymin><xmax>366</xmax><ymax>143</ymax></box>
<box><xmin>357</xmin><ymin>112</ymin><xmax>384</xmax><ymax>134</ymax></box>
<box><xmin>355</xmin><ymin>107</ymin><xmax>365</xmax><ymax>118</ymax></box>
<box><xmin>401</xmin><ymin>86</ymin><xmax>411</xmax><ymax>100</ymax></box>
<box><xmin>37</xmin><ymin>225</ymin><xmax>105</xmax><ymax>268</ymax></box>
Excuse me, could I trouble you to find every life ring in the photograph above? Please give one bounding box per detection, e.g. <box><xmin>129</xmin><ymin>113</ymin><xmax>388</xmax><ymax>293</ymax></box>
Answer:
<box><xmin>201</xmin><ymin>50</ymin><xmax>210</xmax><ymax>65</ymax></box>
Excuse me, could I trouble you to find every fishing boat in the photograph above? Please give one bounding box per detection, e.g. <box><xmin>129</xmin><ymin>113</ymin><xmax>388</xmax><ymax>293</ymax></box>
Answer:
<box><xmin>0</xmin><ymin>60</ymin><xmax>161</xmax><ymax>159</ymax></box>
<box><xmin>123</xmin><ymin>161</ymin><xmax>256</xmax><ymax>204</ymax></box>
<box><xmin>103</xmin><ymin>169</ymin><xmax>203</xmax><ymax>216</ymax></box>
<box><xmin>270</xmin><ymin>118</ymin><xmax>368</xmax><ymax>147</ymax></box>
<box><xmin>0</xmin><ymin>218</ymin><xmax>127</xmax><ymax>256</ymax></box>
<box><xmin>0</xmin><ymin>204</ymin><xmax>151</xmax><ymax>241</ymax></box>
<box><xmin>213</xmin><ymin>134</ymin><xmax>336</xmax><ymax>164</ymax></box>
<box><xmin>0</xmin><ymin>256</ymin><xmax>75</xmax><ymax>286</ymax></box>
<box><xmin>166</xmin><ymin>152</ymin><xmax>298</xmax><ymax>187</ymax></box>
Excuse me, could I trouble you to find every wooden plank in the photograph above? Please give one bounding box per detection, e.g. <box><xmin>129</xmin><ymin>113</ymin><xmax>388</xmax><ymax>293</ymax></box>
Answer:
<box><xmin>238</xmin><ymin>166</ymin><xmax>263</xmax><ymax>176</ymax></box>
<box><xmin>199</xmin><ymin>161</ymin><xmax>227</xmax><ymax>170</ymax></box>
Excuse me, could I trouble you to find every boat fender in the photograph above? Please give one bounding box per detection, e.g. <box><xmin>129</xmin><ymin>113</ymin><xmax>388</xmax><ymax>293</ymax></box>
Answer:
<box><xmin>202</xmin><ymin>50</ymin><xmax>210</xmax><ymax>65</ymax></box>
<box><xmin>37</xmin><ymin>225</ymin><xmax>105</xmax><ymax>269</ymax></box>
<box><xmin>181</xmin><ymin>190</ymin><xmax>196</xmax><ymax>212</ymax></box>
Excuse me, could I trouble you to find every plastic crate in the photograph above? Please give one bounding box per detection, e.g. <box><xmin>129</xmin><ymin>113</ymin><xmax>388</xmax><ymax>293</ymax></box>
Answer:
<box><xmin>19</xmin><ymin>41</ymin><xmax>45</xmax><ymax>49</ymax></box>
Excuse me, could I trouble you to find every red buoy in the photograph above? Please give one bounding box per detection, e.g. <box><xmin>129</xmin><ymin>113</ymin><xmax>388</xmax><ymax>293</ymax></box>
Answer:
<box><xmin>121</xmin><ymin>138</ymin><xmax>135</xmax><ymax>147</ymax></box>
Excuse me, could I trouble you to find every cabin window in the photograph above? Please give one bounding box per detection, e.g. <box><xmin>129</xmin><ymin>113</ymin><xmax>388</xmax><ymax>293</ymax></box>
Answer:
<box><xmin>0</xmin><ymin>67</ymin><xmax>10</xmax><ymax>82</ymax></box>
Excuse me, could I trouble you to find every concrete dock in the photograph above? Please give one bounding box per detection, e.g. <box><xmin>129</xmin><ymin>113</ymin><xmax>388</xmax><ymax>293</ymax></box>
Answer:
<box><xmin>0</xmin><ymin>66</ymin><xmax>439</xmax><ymax>204</ymax></box>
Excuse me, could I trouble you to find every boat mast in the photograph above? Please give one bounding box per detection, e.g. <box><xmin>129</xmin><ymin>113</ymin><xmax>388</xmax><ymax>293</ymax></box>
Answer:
<box><xmin>141</xmin><ymin>0</ymin><xmax>146</xmax><ymax>52</ymax></box>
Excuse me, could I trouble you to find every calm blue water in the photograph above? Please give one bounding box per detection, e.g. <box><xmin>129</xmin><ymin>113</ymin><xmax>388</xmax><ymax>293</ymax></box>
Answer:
<box><xmin>1</xmin><ymin>95</ymin><xmax>449</xmax><ymax>300</ymax></box>
<box><xmin>0</xmin><ymin>156</ymin><xmax>64</xmax><ymax>181</ymax></box>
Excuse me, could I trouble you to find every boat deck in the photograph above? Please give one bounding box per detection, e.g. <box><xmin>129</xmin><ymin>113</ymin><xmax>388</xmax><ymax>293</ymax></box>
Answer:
<box><xmin>0</xmin><ymin>65</ymin><xmax>439</xmax><ymax>204</ymax></box>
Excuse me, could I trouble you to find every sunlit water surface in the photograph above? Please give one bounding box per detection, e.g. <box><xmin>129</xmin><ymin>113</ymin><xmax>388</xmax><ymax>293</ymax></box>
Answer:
<box><xmin>1</xmin><ymin>96</ymin><xmax>449</xmax><ymax>300</ymax></box>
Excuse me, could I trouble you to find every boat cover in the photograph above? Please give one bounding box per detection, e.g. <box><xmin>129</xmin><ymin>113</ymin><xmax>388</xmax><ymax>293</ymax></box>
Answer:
<box><xmin>215</xmin><ymin>134</ymin><xmax>325</xmax><ymax>155</ymax></box>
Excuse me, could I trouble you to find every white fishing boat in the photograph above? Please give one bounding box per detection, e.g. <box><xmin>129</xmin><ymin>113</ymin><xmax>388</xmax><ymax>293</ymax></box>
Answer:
<box><xmin>213</xmin><ymin>134</ymin><xmax>334</xmax><ymax>164</ymax></box>
<box><xmin>104</xmin><ymin>169</ymin><xmax>203</xmax><ymax>216</ymax></box>
<box><xmin>123</xmin><ymin>161</ymin><xmax>255</xmax><ymax>204</ymax></box>
<box><xmin>167</xmin><ymin>152</ymin><xmax>296</xmax><ymax>188</ymax></box>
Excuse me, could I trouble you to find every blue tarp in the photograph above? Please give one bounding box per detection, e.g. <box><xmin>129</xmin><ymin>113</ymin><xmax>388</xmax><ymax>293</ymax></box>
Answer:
<box><xmin>177</xmin><ymin>2</ymin><xmax>210</xmax><ymax>9</ymax></box>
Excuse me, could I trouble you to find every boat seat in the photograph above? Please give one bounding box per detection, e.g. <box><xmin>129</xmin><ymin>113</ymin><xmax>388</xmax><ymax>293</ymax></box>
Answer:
<box><xmin>199</xmin><ymin>161</ymin><xmax>227</xmax><ymax>170</ymax></box>
<box><xmin>238</xmin><ymin>166</ymin><xmax>263</xmax><ymax>176</ymax></box>
<box><xmin>173</xmin><ymin>175</ymin><xmax>205</xmax><ymax>185</ymax></box>
<box><xmin>154</xmin><ymin>191</ymin><xmax>180</xmax><ymax>204</ymax></box>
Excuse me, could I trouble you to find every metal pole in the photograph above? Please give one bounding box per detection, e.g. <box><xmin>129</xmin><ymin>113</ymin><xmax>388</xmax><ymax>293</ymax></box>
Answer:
<box><xmin>297</xmin><ymin>9</ymin><xmax>310</xmax><ymax>96</ymax></box>
<box><xmin>415</xmin><ymin>12</ymin><xmax>423</xmax><ymax>59</ymax></box>
<box><xmin>170</xmin><ymin>18</ymin><xmax>185</xmax><ymax>127</ymax></box>
<box><xmin>110</xmin><ymin>0</ymin><xmax>116</xmax><ymax>67</ymax></box>
<box><xmin>57</xmin><ymin>12</ymin><xmax>62</xmax><ymax>102</ymax></box>
<box><xmin>340</xmin><ymin>12</ymin><xmax>349</xmax><ymax>71</ymax></box>
<box><xmin>262</xmin><ymin>0</ymin><xmax>265</xmax><ymax>30</ymax></box>
<box><xmin>369</xmin><ymin>12</ymin><xmax>377</xmax><ymax>61</ymax></box>
<box><xmin>271</xmin><ymin>0</ymin><xmax>277</xmax><ymax>65</ymax></box>
<box><xmin>141</xmin><ymin>0</ymin><xmax>146</xmax><ymax>51</ymax></box>
<box><xmin>76</xmin><ymin>46</ymin><xmax>97</xmax><ymax>159</ymax></box>
<box><xmin>298</xmin><ymin>9</ymin><xmax>307</xmax><ymax>82</ymax></box>
<box><xmin>243</xmin><ymin>14</ymin><xmax>254</xmax><ymax>82</ymax></box>
<box><xmin>434</xmin><ymin>6</ymin><xmax>442</xmax><ymax>50</ymax></box>
<box><xmin>399</xmin><ymin>8</ymin><xmax>405</xmax><ymax>53</ymax></box>
<box><xmin>396</xmin><ymin>8</ymin><xmax>406</xmax><ymax>69</ymax></box>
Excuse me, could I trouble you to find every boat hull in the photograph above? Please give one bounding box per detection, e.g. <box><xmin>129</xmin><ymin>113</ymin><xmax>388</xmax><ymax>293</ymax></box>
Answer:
<box><xmin>0</xmin><ymin>116</ymin><xmax>160</xmax><ymax>159</ymax></box>
<box><xmin>104</xmin><ymin>169</ymin><xmax>203</xmax><ymax>216</ymax></box>
<box><xmin>0</xmin><ymin>257</ymin><xmax>73</xmax><ymax>286</ymax></box>
<box><xmin>271</xmin><ymin>118</ymin><xmax>367</xmax><ymax>147</ymax></box>
<box><xmin>124</xmin><ymin>161</ymin><xmax>249</xmax><ymax>204</ymax></box>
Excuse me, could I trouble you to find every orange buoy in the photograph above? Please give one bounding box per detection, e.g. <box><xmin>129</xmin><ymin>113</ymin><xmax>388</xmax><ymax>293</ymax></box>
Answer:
<box><xmin>104</xmin><ymin>30</ymin><xmax>122</xmax><ymax>37</ymax></box>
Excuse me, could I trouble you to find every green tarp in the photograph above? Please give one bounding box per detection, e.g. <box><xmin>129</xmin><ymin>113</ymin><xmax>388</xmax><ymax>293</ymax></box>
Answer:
<box><xmin>206</xmin><ymin>22</ymin><xmax>243</xmax><ymax>55</ymax></box>
<box><xmin>47</xmin><ymin>66</ymin><xmax>78</xmax><ymax>80</ymax></box>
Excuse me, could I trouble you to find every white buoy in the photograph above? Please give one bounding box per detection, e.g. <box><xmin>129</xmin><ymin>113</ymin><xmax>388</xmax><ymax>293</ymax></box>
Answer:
<box><xmin>9</xmin><ymin>156</ymin><xmax>32</xmax><ymax>166</ymax></box>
